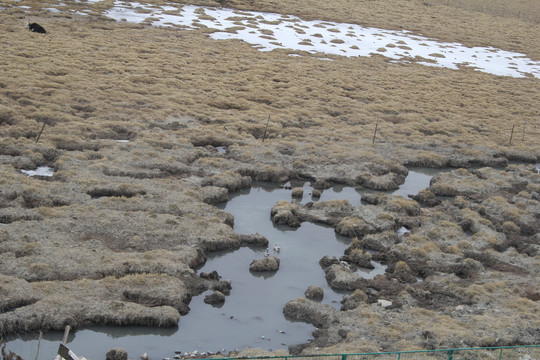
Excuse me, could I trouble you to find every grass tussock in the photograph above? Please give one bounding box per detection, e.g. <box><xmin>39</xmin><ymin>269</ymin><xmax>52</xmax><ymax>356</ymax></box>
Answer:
<box><xmin>0</xmin><ymin>0</ymin><xmax>539</xmax><ymax>354</ymax></box>
<box><xmin>1</xmin><ymin>2</ymin><xmax>539</xmax><ymax>157</ymax></box>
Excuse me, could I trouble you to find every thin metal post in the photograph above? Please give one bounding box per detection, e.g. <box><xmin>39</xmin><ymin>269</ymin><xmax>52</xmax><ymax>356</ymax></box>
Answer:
<box><xmin>341</xmin><ymin>355</ymin><xmax>347</xmax><ymax>360</ymax></box>
<box><xmin>448</xmin><ymin>349</ymin><xmax>454</xmax><ymax>360</ymax></box>
<box><xmin>499</xmin><ymin>348</ymin><xmax>503</xmax><ymax>360</ymax></box>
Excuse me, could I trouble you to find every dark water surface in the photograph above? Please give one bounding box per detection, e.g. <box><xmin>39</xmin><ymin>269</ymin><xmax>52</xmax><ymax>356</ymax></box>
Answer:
<box><xmin>6</xmin><ymin>170</ymin><xmax>437</xmax><ymax>360</ymax></box>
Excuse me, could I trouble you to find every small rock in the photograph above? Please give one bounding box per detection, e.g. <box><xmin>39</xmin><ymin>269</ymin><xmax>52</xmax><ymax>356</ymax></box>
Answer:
<box><xmin>341</xmin><ymin>289</ymin><xmax>368</xmax><ymax>310</ymax></box>
<box><xmin>325</xmin><ymin>264</ymin><xmax>368</xmax><ymax>291</ymax></box>
<box><xmin>377</xmin><ymin>299</ymin><xmax>392</xmax><ymax>308</ymax></box>
<box><xmin>346</xmin><ymin>249</ymin><xmax>374</xmax><ymax>269</ymax></box>
<box><xmin>272</xmin><ymin>209</ymin><xmax>301</xmax><ymax>227</ymax></box>
<box><xmin>410</xmin><ymin>189</ymin><xmax>440</xmax><ymax>206</ymax></box>
<box><xmin>106</xmin><ymin>348</ymin><xmax>128</xmax><ymax>360</ymax></box>
<box><xmin>237</xmin><ymin>233</ymin><xmax>269</xmax><ymax>247</ymax></box>
<box><xmin>291</xmin><ymin>187</ymin><xmax>304</xmax><ymax>198</ymax></box>
<box><xmin>305</xmin><ymin>285</ymin><xmax>324</xmax><ymax>301</ymax></box>
<box><xmin>319</xmin><ymin>256</ymin><xmax>339</xmax><ymax>268</ymax></box>
<box><xmin>200</xmin><ymin>270</ymin><xmax>220</xmax><ymax>280</ymax></box>
<box><xmin>392</xmin><ymin>260</ymin><xmax>417</xmax><ymax>283</ymax></box>
<box><xmin>204</xmin><ymin>290</ymin><xmax>226</xmax><ymax>304</ymax></box>
<box><xmin>313</xmin><ymin>179</ymin><xmax>331</xmax><ymax>189</ymax></box>
<box><xmin>213</xmin><ymin>279</ymin><xmax>232</xmax><ymax>295</ymax></box>
<box><xmin>200</xmin><ymin>186</ymin><xmax>228</xmax><ymax>204</ymax></box>
<box><xmin>311</xmin><ymin>189</ymin><xmax>321</xmax><ymax>198</ymax></box>
<box><xmin>249</xmin><ymin>256</ymin><xmax>280</xmax><ymax>272</ymax></box>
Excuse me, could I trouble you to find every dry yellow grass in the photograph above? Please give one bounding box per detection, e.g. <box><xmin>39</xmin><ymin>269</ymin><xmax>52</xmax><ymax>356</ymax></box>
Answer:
<box><xmin>1</xmin><ymin>0</ymin><xmax>539</xmax><ymax>161</ymax></box>
<box><xmin>1</xmin><ymin>0</ymin><xmax>539</xmax><ymax>354</ymax></box>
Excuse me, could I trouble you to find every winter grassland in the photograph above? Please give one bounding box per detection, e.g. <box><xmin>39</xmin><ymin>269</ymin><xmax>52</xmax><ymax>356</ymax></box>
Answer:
<box><xmin>0</xmin><ymin>0</ymin><xmax>539</xmax><ymax>357</ymax></box>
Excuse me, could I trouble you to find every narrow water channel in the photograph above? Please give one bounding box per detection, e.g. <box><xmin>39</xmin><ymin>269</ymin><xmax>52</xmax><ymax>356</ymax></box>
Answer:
<box><xmin>5</xmin><ymin>169</ymin><xmax>437</xmax><ymax>360</ymax></box>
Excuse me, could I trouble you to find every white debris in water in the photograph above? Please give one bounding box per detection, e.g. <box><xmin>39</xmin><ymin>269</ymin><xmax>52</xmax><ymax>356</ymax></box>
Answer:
<box><xmin>21</xmin><ymin>166</ymin><xmax>54</xmax><ymax>177</ymax></box>
<box><xmin>101</xmin><ymin>1</ymin><xmax>540</xmax><ymax>78</ymax></box>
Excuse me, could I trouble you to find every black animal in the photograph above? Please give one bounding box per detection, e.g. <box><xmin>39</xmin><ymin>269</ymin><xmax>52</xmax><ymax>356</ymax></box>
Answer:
<box><xmin>28</xmin><ymin>22</ymin><xmax>46</xmax><ymax>34</ymax></box>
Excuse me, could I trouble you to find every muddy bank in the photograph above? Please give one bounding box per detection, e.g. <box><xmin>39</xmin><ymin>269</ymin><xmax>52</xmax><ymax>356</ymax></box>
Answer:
<box><xmin>272</xmin><ymin>164</ymin><xmax>539</xmax><ymax>353</ymax></box>
<box><xmin>2</xmin><ymin>152</ymin><xmax>539</xmax><ymax>353</ymax></box>
<box><xmin>1</xmin><ymin>100</ymin><xmax>539</xmax><ymax>351</ymax></box>
<box><xmin>1</xmin><ymin>123</ymin><xmax>539</xmax><ymax>343</ymax></box>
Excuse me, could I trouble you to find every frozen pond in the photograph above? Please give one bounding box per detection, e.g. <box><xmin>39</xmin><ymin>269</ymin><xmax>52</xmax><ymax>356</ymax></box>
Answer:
<box><xmin>5</xmin><ymin>169</ymin><xmax>436</xmax><ymax>360</ymax></box>
<box><xmin>99</xmin><ymin>1</ymin><xmax>540</xmax><ymax>78</ymax></box>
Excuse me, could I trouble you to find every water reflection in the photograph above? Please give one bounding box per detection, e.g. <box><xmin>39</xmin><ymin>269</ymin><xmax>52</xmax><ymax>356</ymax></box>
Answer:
<box><xmin>5</xmin><ymin>169</ymin><xmax>436</xmax><ymax>360</ymax></box>
<box><xmin>390</xmin><ymin>168</ymin><xmax>441</xmax><ymax>198</ymax></box>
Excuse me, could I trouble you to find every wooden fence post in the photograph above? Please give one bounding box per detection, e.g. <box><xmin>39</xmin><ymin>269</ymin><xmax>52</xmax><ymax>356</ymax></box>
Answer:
<box><xmin>35</xmin><ymin>123</ymin><xmax>46</xmax><ymax>143</ymax></box>
<box><xmin>262</xmin><ymin>115</ymin><xmax>270</xmax><ymax>143</ymax></box>
<box><xmin>372</xmin><ymin>120</ymin><xmax>379</xmax><ymax>144</ymax></box>
<box><xmin>509</xmin><ymin>124</ymin><xmax>515</xmax><ymax>145</ymax></box>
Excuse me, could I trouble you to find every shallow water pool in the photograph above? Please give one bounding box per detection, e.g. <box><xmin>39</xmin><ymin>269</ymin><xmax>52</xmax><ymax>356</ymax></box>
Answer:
<box><xmin>5</xmin><ymin>170</ymin><xmax>436</xmax><ymax>360</ymax></box>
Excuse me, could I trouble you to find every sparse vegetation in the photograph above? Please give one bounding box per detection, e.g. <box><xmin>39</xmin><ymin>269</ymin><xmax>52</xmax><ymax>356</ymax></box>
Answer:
<box><xmin>0</xmin><ymin>0</ymin><xmax>539</xmax><ymax>357</ymax></box>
